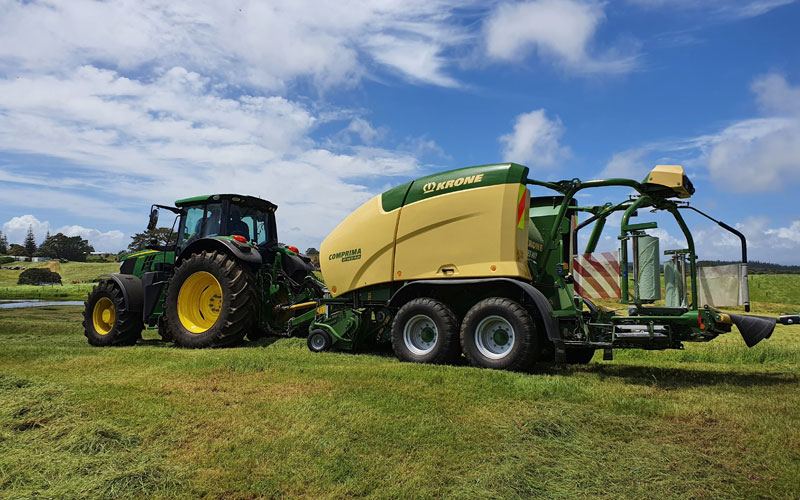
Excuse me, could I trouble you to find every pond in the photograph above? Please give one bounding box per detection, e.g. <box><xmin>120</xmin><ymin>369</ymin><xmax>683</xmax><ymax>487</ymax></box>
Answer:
<box><xmin>0</xmin><ymin>299</ymin><xmax>84</xmax><ymax>309</ymax></box>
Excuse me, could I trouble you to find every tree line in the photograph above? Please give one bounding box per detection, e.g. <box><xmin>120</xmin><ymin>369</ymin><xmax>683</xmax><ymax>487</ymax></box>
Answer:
<box><xmin>0</xmin><ymin>226</ymin><xmax>94</xmax><ymax>262</ymax></box>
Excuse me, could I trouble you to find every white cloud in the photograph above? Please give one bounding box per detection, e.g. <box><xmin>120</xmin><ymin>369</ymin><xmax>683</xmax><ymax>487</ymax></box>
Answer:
<box><xmin>626</xmin><ymin>0</ymin><xmax>796</xmax><ymax>19</ymax></box>
<box><xmin>56</xmin><ymin>225</ymin><xmax>127</xmax><ymax>253</ymax></box>
<box><xmin>599</xmin><ymin>148</ymin><xmax>649</xmax><ymax>179</ymax></box>
<box><xmin>702</xmin><ymin>74</ymin><xmax>800</xmax><ymax>193</ymax></box>
<box><xmin>2</xmin><ymin>215</ymin><xmax>50</xmax><ymax>246</ymax></box>
<box><xmin>0</xmin><ymin>64</ymin><xmax>427</xmax><ymax>250</ymax></box>
<box><xmin>693</xmin><ymin>216</ymin><xmax>800</xmax><ymax>264</ymax></box>
<box><xmin>484</xmin><ymin>0</ymin><xmax>638</xmax><ymax>74</ymax></box>
<box><xmin>0</xmin><ymin>0</ymin><xmax>474</xmax><ymax>91</ymax></box>
<box><xmin>705</xmin><ymin>118</ymin><xmax>800</xmax><ymax>192</ymax></box>
<box><xmin>366</xmin><ymin>34</ymin><xmax>460</xmax><ymax>87</ymax></box>
<box><xmin>751</xmin><ymin>73</ymin><xmax>800</xmax><ymax>116</ymax></box>
<box><xmin>600</xmin><ymin>74</ymin><xmax>800</xmax><ymax>194</ymax></box>
<box><xmin>1</xmin><ymin>215</ymin><xmax>125</xmax><ymax>252</ymax></box>
<box><xmin>499</xmin><ymin>109</ymin><xmax>571</xmax><ymax>168</ymax></box>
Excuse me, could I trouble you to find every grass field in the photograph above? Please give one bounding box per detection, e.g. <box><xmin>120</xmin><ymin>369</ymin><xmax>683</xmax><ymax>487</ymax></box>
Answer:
<box><xmin>1</xmin><ymin>283</ymin><xmax>799</xmax><ymax>499</ymax></box>
<box><xmin>0</xmin><ymin>261</ymin><xmax>119</xmax><ymax>300</ymax></box>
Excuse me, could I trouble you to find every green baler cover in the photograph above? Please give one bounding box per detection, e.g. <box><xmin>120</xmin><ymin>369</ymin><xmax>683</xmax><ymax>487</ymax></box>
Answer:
<box><xmin>664</xmin><ymin>261</ymin><xmax>686</xmax><ymax>307</ymax></box>
<box><xmin>637</xmin><ymin>235</ymin><xmax>661</xmax><ymax>301</ymax></box>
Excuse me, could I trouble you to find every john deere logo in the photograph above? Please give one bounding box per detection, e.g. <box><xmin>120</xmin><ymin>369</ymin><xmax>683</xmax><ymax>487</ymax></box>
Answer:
<box><xmin>329</xmin><ymin>248</ymin><xmax>362</xmax><ymax>262</ymax></box>
<box><xmin>422</xmin><ymin>174</ymin><xmax>485</xmax><ymax>194</ymax></box>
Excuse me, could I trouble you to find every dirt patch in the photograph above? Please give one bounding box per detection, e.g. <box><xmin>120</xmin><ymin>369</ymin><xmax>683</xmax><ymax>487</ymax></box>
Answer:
<box><xmin>44</xmin><ymin>261</ymin><xmax>61</xmax><ymax>273</ymax></box>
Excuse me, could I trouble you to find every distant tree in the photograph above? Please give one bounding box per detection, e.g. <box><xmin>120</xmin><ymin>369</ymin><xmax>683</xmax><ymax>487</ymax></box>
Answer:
<box><xmin>8</xmin><ymin>244</ymin><xmax>27</xmax><ymax>257</ymax></box>
<box><xmin>24</xmin><ymin>226</ymin><xmax>37</xmax><ymax>256</ymax></box>
<box><xmin>37</xmin><ymin>233</ymin><xmax>94</xmax><ymax>262</ymax></box>
<box><xmin>127</xmin><ymin>227</ymin><xmax>174</xmax><ymax>252</ymax></box>
<box><xmin>0</xmin><ymin>231</ymin><xmax>7</xmax><ymax>254</ymax></box>
<box><xmin>305</xmin><ymin>247</ymin><xmax>320</xmax><ymax>270</ymax></box>
<box><xmin>42</xmin><ymin>230</ymin><xmax>51</xmax><ymax>246</ymax></box>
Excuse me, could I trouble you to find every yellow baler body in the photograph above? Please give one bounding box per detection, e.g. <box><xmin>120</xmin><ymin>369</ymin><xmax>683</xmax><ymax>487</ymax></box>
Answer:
<box><xmin>320</xmin><ymin>163</ymin><xmax>531</xmax><ymax>297</ymax></box>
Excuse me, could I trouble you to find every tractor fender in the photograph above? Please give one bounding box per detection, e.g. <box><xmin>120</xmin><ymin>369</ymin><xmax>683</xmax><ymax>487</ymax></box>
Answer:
<box><xmin>387</xmin><ymin>278</ymin><xmax>561</xmax><ymax>344</ymax></box>
<box><xmin>179</xmin><ymin>237</ymin><xmax>262</xmax><ymax>266</ymax></box>
<box><xmin>99</xmin><ymin>274</ymin><xmax>144</xmax><ymax>312</ymax></box>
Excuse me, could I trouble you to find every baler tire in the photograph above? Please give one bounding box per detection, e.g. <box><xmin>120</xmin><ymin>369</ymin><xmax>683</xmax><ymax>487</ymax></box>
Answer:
<box><xmin>83</xmin><ymin>280</ymin><xmax>143</xmax><ymax>347</ymax></box>
<box><xmin>165</xmin><ymin>250</ymin><xmax>256</xmax><ymax>348</ymax></box>
<box><xmin>460</xmin><ymin>297</ymin><xmax>537</xmax><ymax>371</ymax></box>
<box><xmin>566</xmin><ymin>347</ymin><xmax>595</xmax><ymax>365</ymax></box>
<box><xmin>307</xmin><ymin>329</ymin><xmax>332</xmax><ymax>353</ymax></box>
<box><xmin>391</xmin><ymin>298</ymin><xmax>460</xmax><ymax>364</ymax></box>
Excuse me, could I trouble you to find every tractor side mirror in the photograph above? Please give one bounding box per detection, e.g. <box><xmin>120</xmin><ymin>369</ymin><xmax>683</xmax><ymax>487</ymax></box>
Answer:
<box><xmin>147</xmin><ymin>207</ymin><xmax>159</xmax><ymax>232</ymax></box>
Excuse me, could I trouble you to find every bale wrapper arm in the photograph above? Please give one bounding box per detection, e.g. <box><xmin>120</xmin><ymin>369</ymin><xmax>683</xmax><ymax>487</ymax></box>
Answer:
<box><xmin>524</xmin><ymin>165</ymin><xmax>798</xmax><ymax>354</ymax></box>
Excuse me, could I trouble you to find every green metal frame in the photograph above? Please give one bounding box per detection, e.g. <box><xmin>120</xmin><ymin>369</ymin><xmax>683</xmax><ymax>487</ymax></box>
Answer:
<box><xmin>526</xmin><ymin>176</ymin><xmax>701</xmax><ymax>312</ymax></box>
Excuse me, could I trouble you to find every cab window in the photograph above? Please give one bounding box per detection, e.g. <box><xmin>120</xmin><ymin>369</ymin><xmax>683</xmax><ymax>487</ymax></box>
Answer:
<box><xmin>228</xmin><ymin>205</ymin><xmax>271</xmax><ymax>245</ymax></box>
<box><xmin>178</xmin><ymin>202</ymin><xmax>223</xmax><ymax>247</ymax></box>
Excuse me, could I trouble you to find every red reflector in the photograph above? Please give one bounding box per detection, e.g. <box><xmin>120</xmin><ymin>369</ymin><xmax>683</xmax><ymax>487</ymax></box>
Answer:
<box><xmin>287</xmin><ymin>245</ymin><xmax>299</xmax><ymax>253</ymax></box>
<box><xmin>232</xmin><ymin>235</ymin><xmax>247</xmax><ymax>243</ymax></box>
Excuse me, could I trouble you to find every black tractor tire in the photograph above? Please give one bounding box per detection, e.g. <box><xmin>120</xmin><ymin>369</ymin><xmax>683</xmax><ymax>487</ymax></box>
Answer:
<box><xmin>83</xmin><ymin>280</ymin><xmax>143</xmax><ymax>347</ymax></box>
<box><xmin>307</xmin><ymin>329</ymin><xmax>332</xmax><ymax>353</ymax></box>
<box><xmin>164</xmin><ymin>250</ymin><xmax>256</xmax><ymax>348</ymax></box>
<box><xmin>391</xmin><ymin>298</ymin><xmax>461</xmax><ymax>364</ymax></box>
<box><xmin>158</xmin><ymin>315</ymin><xmax>173</xmax><ymax>343</ymax></box>
<box><xmin>460</xmin><ymin>297</ymin><xmax>537</xmax><ymax>371</ymax></box>
<box><xmin>566</xmin><ymin>347</ymin><xmax>596</xmax><ymax>365</ymax></box>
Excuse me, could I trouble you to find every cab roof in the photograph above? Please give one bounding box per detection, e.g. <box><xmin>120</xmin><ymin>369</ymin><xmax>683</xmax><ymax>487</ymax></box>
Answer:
<box><xmin>175</xmin><ymin>194</ymin><xmax>277</xmax><ymax>211</ymax></box>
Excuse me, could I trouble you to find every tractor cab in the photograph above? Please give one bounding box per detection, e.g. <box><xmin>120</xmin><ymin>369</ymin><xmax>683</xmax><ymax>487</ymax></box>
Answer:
<box><xmin>174</xmin><ymin>194</ymin><xmax>278</xmax><ymax>254</ymax></box>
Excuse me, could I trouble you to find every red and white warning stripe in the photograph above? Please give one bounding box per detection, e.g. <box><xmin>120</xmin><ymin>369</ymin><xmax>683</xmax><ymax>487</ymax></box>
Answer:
<box><xmin>573</xmin><ymin>252</ymin><xmax>621</xmax><ymax>299</ymax></box>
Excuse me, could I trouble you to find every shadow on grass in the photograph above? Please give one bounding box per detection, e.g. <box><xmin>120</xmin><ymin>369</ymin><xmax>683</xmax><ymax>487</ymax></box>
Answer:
<box><xmin>553</xmin><ymin>363</ymin><xmax>800</xmax><ymax>388</ymax></box>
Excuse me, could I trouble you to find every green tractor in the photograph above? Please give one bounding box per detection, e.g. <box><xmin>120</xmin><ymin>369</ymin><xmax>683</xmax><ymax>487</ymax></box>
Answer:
<box><xmin>83</xmin><ymin>194</ymin><xmax>325</xmax><ymax>348</ymax></box>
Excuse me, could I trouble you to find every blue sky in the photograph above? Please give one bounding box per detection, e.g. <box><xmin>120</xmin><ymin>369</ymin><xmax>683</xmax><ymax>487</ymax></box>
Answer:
<box><xmin>0</xmin><ymin>0</ymin><xmax>799</xmax><ymax>262</ymax></box>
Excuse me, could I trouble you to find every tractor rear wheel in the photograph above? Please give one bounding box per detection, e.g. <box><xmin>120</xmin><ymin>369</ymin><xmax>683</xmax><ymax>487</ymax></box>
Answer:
<box><xmin>83</xmin><ymin>280</ymin><xmax>143</xmax><ymax>346</ymax></box>
<box><xmin>460</xmin><ymin>297</ymin><xmax>537</xmax><ymax>371</ymax></box>
<box><xmin>158</xmin><ymin>315</ymin><xmax>172</xmax><ymax>343</ymax></box>
<box><xmin>165</xmin><ymin>251</ymin><xmax>256</xmax><ymax>348</ymax></box>
<box><xmin>391</xmin><ymin>298</ymin><xmax>461</xmax><ymax>364</ymax></box>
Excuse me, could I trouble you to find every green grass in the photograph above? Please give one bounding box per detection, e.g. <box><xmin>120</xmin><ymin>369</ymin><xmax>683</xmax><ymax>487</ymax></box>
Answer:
<box><xmin>1</xmin><ymin>300</ymin><xmax>799</xmax><ymax>499</ymax></box>
<box><xmin>0</xmin><ymin>261</ymin><xmax>118</xmax><ymax>300</ymax></box>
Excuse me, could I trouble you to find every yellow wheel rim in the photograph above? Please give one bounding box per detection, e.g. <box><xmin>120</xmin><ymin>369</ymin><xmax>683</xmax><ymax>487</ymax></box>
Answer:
<box><xmin>177</xmin><ymin>271</ymin><xmax>223</xmax><ymax>334</ymax></box>
<box><xmin>92</xmin><ymin>297</ymin><xmax>116</xmax><ymax>335</ymax></box>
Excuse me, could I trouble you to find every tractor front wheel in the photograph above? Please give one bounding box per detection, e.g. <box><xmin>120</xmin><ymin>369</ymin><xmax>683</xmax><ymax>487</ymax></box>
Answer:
<box><xmin>83</xmin><ymin>280</ymin><xmax>143</xmax><ymax>346</ymax></box>
<box><xmin>165</xmin><ymin>251</ymin><xmax>256</xmax><ymax>348</ymax></box>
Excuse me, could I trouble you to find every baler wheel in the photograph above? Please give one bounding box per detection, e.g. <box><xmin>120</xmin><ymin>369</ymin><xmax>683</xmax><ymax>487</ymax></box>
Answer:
<box><xmin>391</xmin><ymin>298</ymin><xmax>461</xmax><ymax>364</ymax></box>
<box><xmin>307</xmin><ymin>329</ymin><xmax>332</xmax><ymax>352</ymax></box>
<box><xmin>460</xmin><ymin>297</ymin><xmax>537</xmax><ymax>371</ymax></box>
<box><xmin>164</xmin><ymin>250</ymin><xmax>256</xmax><ymax>348</ymax></box>
<box><xmin>82</xmin><ymin>280</ymin><xmax>143</xmax><ymax>346</ymax></box>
